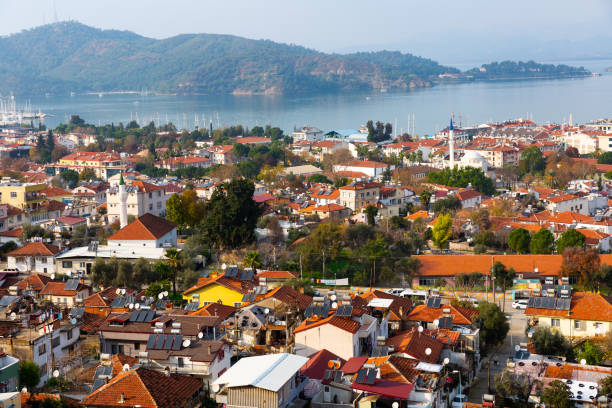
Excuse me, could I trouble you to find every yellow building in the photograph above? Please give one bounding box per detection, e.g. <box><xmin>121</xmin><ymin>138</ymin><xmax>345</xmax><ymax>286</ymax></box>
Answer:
<box><xmin>183</xmin><ymin>274</ymin><xmax>254</xmax><ymax>307</ymax></box>
<box><xmin>0</xmin><ymin>182</ymin><xmax>46</xmax><ymax>211</ymax></box>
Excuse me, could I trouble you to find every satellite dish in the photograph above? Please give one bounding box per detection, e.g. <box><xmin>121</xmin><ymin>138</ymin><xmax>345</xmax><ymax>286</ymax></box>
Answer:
<box><xmin>182</xmin><ymin>339</ymin><xmax>191</xmax><ymax>348</ymax></box>
<box><xmin>332</xmin><ymin>302</ymin><xmax>338</xmax><ymax>309</ymax></box>
<box><xmin>70</xmin><ymin>318</ymin><xmax>77</xmax><ymax>325</ymax></box>
<box><xmin>392</xmin><ymin>402</ymin><xmax>399</xmax><ymax>408</ymax></box>
<box><xmin>425</xmin><ymin>347</ymin><xmax>432</xmax><ymax>356</ymax></box>
<box><xmin>264</xmin><ymin>308</ymin><xmax>270</xmax><ymax>315</ymax></box>
<box><xmin>211</xmin><ymin>383</ymin><xmax>220</xmax><ymax>393</ymax></box>
<box><xmin>135</xmin><ymin>303</ymin><xmax>141</xmax><ymax>309</ymax></box>
<box><xmin>21</xmin><ymin>387</ymin><xmax>27</xmax><ymax>394</ymax></box>
<box><xmin>330</xmin><ymin>294</ymin><xmax>337</xmax><ymax>301</ymax></box>
<box><xmin>418</xmin><ymin>326</ymin><xmax>424</xmax><ymax>333</ymax></box>
<box><xmin>122</xmin><ymin>288</ymin><xmax>127</xmax><ymax>295</ymax></box>
<box><xmin>53</xmin><ymin>370</ymin><xmax>60</xmax><ymax>378</ymax></box>
<box><xmin>433</xmin><ymin>319</ymin><xmax>439</xmax><ymax>327</ymax></box>
<box><xmin>222</xmin><ymin>263</ymin><xmax>227</xmax><ymax>270</ymax></box>
<box><xmin>158</xmin><ymin>293</ymin><xmax>164</xmax><ymax>300</ymax></box>
<box><xmin>515</xmin><ymin>345</ymin><xmax>521</xmax><ymax>352</ymax></box>
<box><xmin>443</xmin><ymin>357</ymin><xmax>450</xmax><ymax>365</ymax></box>
<box><xmin>9</xmin><ymin>312</ymin><xmax>16</xmax><ymax>321</ymax></box>
<box><xmin>580</xmin><ymin>359</ymin><xmax>587</xmax><ymax>365</ymax></box>
<box><xmin>198</xmin><ymin>332</ymin><xmax>204</xmax><ymax>339</ymax></box>
<box><xmin>122</xmin><ymin>364</ymin><xmax>130</xmax><ymax>372</ymax></box>
<box><xmin>128</xmin><ymin>303</ymin><xmax>134</xmax><ymax>309</ymax></box>
<box><xmin>163</xmin><ymin>291</ymin><xmax>169</xmax><ymax>297</ymax></box>
<box><xmin>116</xmin><ymin>289</ymin><xmax>122</xmax><ymax>295</ymax></box>
<box><xmin>51</xmin><ymin>274</ymin><xmax>55</xmax><ymax>280</ymax></box>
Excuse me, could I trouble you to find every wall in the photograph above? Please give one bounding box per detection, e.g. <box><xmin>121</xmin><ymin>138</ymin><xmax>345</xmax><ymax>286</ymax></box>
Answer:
<box><xmin>294</xmin><ymin>324</ymin><xmax>356</xmax><ymax>361</ymax></box>
<box><xmin>183</xmin><ymin>283</ymin><xmax>245</xmax><ymax>307</ymax></box>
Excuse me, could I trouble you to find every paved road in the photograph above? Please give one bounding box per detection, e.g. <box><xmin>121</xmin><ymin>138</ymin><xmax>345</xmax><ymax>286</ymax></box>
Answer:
<box><xmin>468</xmin><ymin>298</ymin><xmax>528</xmax><ymax>403</ymax></box>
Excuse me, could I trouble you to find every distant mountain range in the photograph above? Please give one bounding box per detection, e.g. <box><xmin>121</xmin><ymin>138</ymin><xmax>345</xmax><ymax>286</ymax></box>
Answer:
<box><xmin>0</xmin><ymin>22</ymin><xmax>592</xmax><ymax>96</ymax></box>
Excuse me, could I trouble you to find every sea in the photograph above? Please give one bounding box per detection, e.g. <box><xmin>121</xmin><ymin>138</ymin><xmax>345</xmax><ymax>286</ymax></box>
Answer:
<box><xmin>14</xmin><ymin>59</ymin><xmax>612</xmax><ymax>136</ymax></box>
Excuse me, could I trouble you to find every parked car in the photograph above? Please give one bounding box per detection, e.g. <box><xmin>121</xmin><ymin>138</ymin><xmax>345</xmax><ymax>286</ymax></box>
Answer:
<box><xmin>512</xmin><ymin>300</ymin><xmax>528</xmax><ymax>310</ymax></box>
<box><xmin>452</xmin><ymin>394</ymin><xmax>467</xmax><ymax>408</ymax></box>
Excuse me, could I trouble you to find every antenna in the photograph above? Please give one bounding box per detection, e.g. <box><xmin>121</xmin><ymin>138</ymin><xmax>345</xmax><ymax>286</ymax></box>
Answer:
<box><xmin>122</xmin><ymin>364</ymin><xmax>130</xmax><ymax>372</ymax></box>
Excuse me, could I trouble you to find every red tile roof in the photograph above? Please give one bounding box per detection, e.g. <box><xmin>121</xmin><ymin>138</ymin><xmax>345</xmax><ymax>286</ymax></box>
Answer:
<box><xmin>17</xmin><ymin>274</ymin><xmax>53</xmax><ymax>291</ymax></box>
<box><xmin>183</xmin><ymin>274</ymin><xmax>254</xmax><ymax>295</ymax></box>
<box><xmin>526</xmin><ymin>292</ymin><xmax>612</xmax><ymax>322</ymax></box>
<box><xmin>293</xmin><ymin>315</ymin><xmax>361</xmax><ymax>334</ymax></box>
<box><xmin>107</xmin><ymin>213</ymin><xmax>176</xmax><ymax>241</ymax></box>
<box><xmin>262</xmin><ymin>285</ymin><xmax>313</xmax><ymax>310</ymax></box>
<box><xmin>341</xmin><ymin>356</ymin><xmax>369</xmax><ymax>374</ymax></box>
<box><xmin>40</xmin><ymin>281</ymin><xmax>89</xmax><ymax>297</ymax></box>
<box><xmin>81</xmin><ymin>367</ymin><xmax>202</xmax><ymax>408</ymax></box>
<box><xmin>7</xmin><ymin>242</ymin><xmax>60</xmax><ymax>256</ymax></box>
<box><xmin>338</xmin><ymin>160</ymin><xmax>388</xmax><ymax>168</ymax></box>
<box><xmin>385</xmin><ymin>328</ymin><xmax>444</xmax><ymax>363</ymax></box>
<box><xmin>300</xmin><ymin>349</ymin><xmax>346</xmax><ymax>380</ymax></box>
<box><xmin>407</xmin><ymin>304</ymin><xmax>477</xmax><ymax>325</ymax></box>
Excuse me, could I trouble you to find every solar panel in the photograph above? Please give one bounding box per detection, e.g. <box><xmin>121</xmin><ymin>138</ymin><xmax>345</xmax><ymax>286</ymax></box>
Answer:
<box><xmin>185</xmin><ymin>302</ymin><xmax>199</xmax><ymax>311</ymax></box>
<box><xmin>92</xmin><ymin>379</ymin><xmax>105</xmax><ymax>392</ymax></box>
<box><xmin>324</xmin><ymin>370</ymin><xmax>333</xmax><ymax>380</ymax></box>
<box><xmin>439</xmin><ymin>317</ymin><xmax>453</xmax><ymax>329</ymax></box>
<box><xmin>70</xmin><ymin>307</ymin><xmax>84</xmax><ymax>319</ymax></box>
<box><xmin>250</xmin><ymin>293</ymin><xmax>256</xmax><ymax>302</ymax></box>
<box><xmin>145</xmin><ymin>310</ymin><xmax>156</xmax><ymax>322</ymax></box>
<box><xmin>242</xmin><ymin>294</ymin><xmax>250</xmax><ymax>302</ymax></box>
<box><xmin>365</xmin><ymin>369</ymin><xmax>376</xmax><ymax>385</ymax></box>
<box><xmin>163</xmin><ymin>334</ymin><xmax>174</xmax><ymax>349</ymax></box>
<box><xmin>356</xmin><ymin>369</ymin><xmax>367</xmax><ymax>384</ymax></box>
<box><xmin>136</xmin><ymin>310</ymin><xmax>147</xmax><ymax>322</ymax></box>
<box><xmin>527</xmin><ymin>297</ymin><xmax>535</xmax><ymax>308</ymax></box>
<box><xmin>94</xmin><ymin>366</ymin><xmax>104</xmax><ymax>379</ymax></box>
<box><xmin>342</xmin><ymin>305</ymin><xmax>353</xmax><ymax>316</ymax></box>
<box><xmin>546</xmin><ymin>298</ymin><xmax>556</xmax><ymax>309</ymax></box>
<box><xmin>64</xmin><ymin>279</ymin><xmax>79</xmax><ymax>291</ymax></box>
<box><xmin>104</xmin><ymin>366</ymin><xmax>112</xmax><ymax>376</ymax></box>
<box><xmin>147</xmin><ymin>334</ymin><xmax>156</xmax><ymax>350</ymax></box>
<box><xmin>333</xmin><ymin>370</ymin><xmax>343</xmax><ymax>382</ymax></box>
<box><xmin>304</xmin><ymin>305</ymin><xmax>314</xmax><ymax>318</ymax></box>
<box><xmin>243</xmin><ymin>271</ymin><xmax>254</xmax><ymax>281</ymax></box>
<box><xmin>172</xmin><ymin>334</ymin><xmax>182</xmax><ymax>350</ymax></box>
<box><xmin>557</xmin><ymin>298</ymin><xmax>571</xmax><ymax>310</ymax></box>
<box><xmin>156</xmin><ymin>300</ymin><xmax>166</xmax><ymax>310</ymax></box>
<box><xmin>129</xmin><ymin>311</ymin><xmax>140</xmax><ymax>322</ymax></box>
<box><xmin>154</xmin><ymin>334</ymin><xmax>165</xmax><ymax>349</ymax></box>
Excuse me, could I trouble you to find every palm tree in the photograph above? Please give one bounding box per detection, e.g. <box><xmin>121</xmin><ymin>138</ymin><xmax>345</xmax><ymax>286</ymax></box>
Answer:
<box><xmin>243</xmin><ymin>251</ymin><xmax>262</xmax><ymax>273</ymax></box>
<box><xmin>165</xmin><ymin>248</ymin><xmax>180</xmax><ymax>295</ymax></box>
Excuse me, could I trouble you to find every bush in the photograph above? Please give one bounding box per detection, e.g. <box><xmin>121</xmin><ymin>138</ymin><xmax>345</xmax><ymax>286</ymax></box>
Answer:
<box><xmin>474</xmin><ymin>244</ymin><xmax>486</xmax><ymax>254</ymax></box>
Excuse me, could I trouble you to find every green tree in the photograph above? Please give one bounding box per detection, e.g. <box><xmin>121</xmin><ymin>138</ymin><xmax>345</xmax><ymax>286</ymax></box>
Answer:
<box><xmin>494</xmin><ymin>371</ymin><xmax>534</xmax><ymax>407</ymax></box>
<box><xmin>79</xmin><ymin>167</ymin><xmax>97</xmax><ymax>182</ymax></box>
<box><xmin>432</xmin><ymin>196</ymin><xmax>461</xmax><ymax>214</ymax></box>
<box><xmin>60</xmin><ymin>169</ymin><xmax>79</xmax><ymax>188</ymax></box>
<box><xmin>541</xmin><ymin>380</ymin><xmax>575</xmax><ymax>408</ymax></box>
<box><xmin>531</xmin><ymin>326</ymin><xmax>571</xmax><ymax>357</ymax></box>
<box><xmin>529</xmin><ymin>228</ymin><xmax>555</xmax><ymax>254</ymax></box>
<box><xmin>297</xmin><ymin>223</ymin><xmax>343</xmax><ymax>276</ymax></box>
<box><xmin>425</xmin><ymin>167</ymin><xmax>495</xmax><ymax>195</ymax></box>
<box><xmin>164</xmin><ymin>248</ymin><xmax>181</xmax><ymax>295</ymax></box>
<box><xmin>307</xmin><ymin>174</ymin><xmax>331</xmax><ymax>184</ymax></box>
<box><xmin>431</xmin><ymin>214</ymin><xmax>452</xmax><ymax>249</ymax></box>
<box><xmin>492</xmin><ymin>262</ymin><xmax>516</xmax><ymax>311</ymax></box>
<box><xmin>600</xmin><ymin>375</ymin><xmax>612</xmax><ymax>398</ymax></box>
<box><xmin>598</xmin><ymin>151</ymin><xmax>612</xmax><ymax>164</ymax></box>
<box><xmin>477</xmin><ymin>302</ymin><xmax>509</xmax><ymax>350</ymax></box>
<box><xmin>133</xmin><ymin>258</ymin><xmax>153</xmax><ymax>286</ymax></box>
<box><xmin>508</xmin><ymin>228</ymin><xmax>531</xmax><ymax>254</ymax></box>
<box><xmin>243</xmin><ymin>250</ymin><xmax>262</xmax><ymax>272</ymax></box>
<box><xmin>556</xmin><ymin>229</ymin><xmax>586</xmax><ymax>253</ymax></box>
<box><xmin>561</xmin><ymin>247</ymin><xmax>601</xmax><ymax>292</ymax></box>
<box><xmin>419</xmin><ymin>190</ymin><xmax>432</xmax><ymax>209</ymax></box>
<box><xmin>577</xmin><ymin>341</ymin><xmax>604</xmax><ymax>365</ymax></box>
<box><xmin>115</xmin><ymin>260</ymin><xmax>134</xmax><ymax>288</ymax></box>
<box><xmin>19</xmin><ymin>361</ymin><xmax>41</xmax><ymax>390</ymax></box>
<box><xmin>518</xmin><ymin>146</ymin><xmax>546</xmax><ymax>175</ymax></box>
<box><xmin>166</xmin><ymin>190</ymin><xmax>205</xmax><ymax>230</ymax></box>
<box><xmin>200</xmin><ymin>179</ymin><xmax>263</xmax><ymax>250</ymax></box>
<box><xmin>365</xmin><ymin>205</ymin><xmax>378</xmax><ymax>226</ymax></box>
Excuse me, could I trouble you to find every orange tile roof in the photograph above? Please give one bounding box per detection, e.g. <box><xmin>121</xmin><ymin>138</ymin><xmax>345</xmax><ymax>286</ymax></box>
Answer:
<box><xmin>406</xmin><ymin>304</ymin><xmax>477</xmax><ymax>325</ymax></box>
<box><xmin>40</xmin><ymin>281</ymin><xmax>89</xmax><ymax>296</ymax></box>
<box><xmin>81</xmin><ymin>367</ymin><xmax>202</xmax><ymax>408</ymax></box>
<box><xmin>293</xmin><ymin>315</ymin><xmax>360</xmax><ymax>334</ymax></box>
<box><xmin>334</xmin><ymin>170</ymin><xmax>369</xmax><ymax>179</ymax></box>
<box><xmin>338</xmin><ymin>160</ymin><xmax>388</xmax><ymax>168</ymax></box>
<box><xmin>7</xmin><ymin>242</ymin><xmax>60</xmax><ymax>256</ymax></box>
<box><xmin>526</xmin><ymin>292</ymin><xmax>612</xmax><ymax>322</ymax></box>
<box><xmin>549</xmin><ymin>211</ymin><xmax>594</xmax><ymax>224</ymax></box>
<box><xmin>189</xmin><ymin>302</ymin><xmax>236</xmax><ymax>319</ymax></box>
<box><xmin>384</xmin><ymin>328</ymin><xmax>444</xmax><ymax>363</ymax></box>
<box><xmin>300</xmin><ymin>349</ymin><xmax>346</xmax><ymax>380</ymax></box>
<box><xmin>262</xmin><ymin>285</ymin><xmax>313</xmax><ymax>310</ymax></box>
<box><xmin>546</xmin><ymin>194</ymin><xmax>580</xmax><ymax>203</ymax></box>
<box><xmin>131</xmin><ymin>180</ymin><xmax>163</xmax><ymax>192</ymax></box>
<box><xmin>414</xmin><ymin>254</ymin><xmax>612</xmax><ymax>277</ymax></box>
<box><xmin>456</xmin><ymin>189</ymin><xmax>483</xmax><ymax>201</ymax></box>
<box><xmin>183</xmin><ymin>274</ymin><xmax>254</xmax><ymax>295</ymax></box>
<box><xmin>107</xmin><ymin>213</ymin><xmax>176</xmax><ymax>241</ymax></box>
<box><xmin>256</xmin><ymin>270</ymin><xmax>298</xmax><ymax>280</ymax></box>
<box><xmin>17</xmin><ymin>274</ymin><xmax>53</xmax><ymax>291</ymax></box>
<box><xmin>314</xmin><ymin>203</ymin><xmax>347</xmax><ymax>212</ymax></box>
<box><xmin>406</xmin><ymin>211</ymin><xmax>430</xmax><ymax>221</ymax></box>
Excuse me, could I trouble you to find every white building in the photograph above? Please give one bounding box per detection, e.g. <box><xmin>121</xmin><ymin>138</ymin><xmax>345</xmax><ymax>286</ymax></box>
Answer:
<box><xmin>292</xmin><ymin>126</ymin><xmax>324</xmax><ymax>142</ymax></box>
<box><xmin>333</xmin><ymin>160</ymin><xmax>393</xmax><ymax>179</ymax></box>
<box><xmin>6</xmin><ymin>242</ymin><xmax>61</xmax><ymax>274</ymax></box>
<box><xmin>106</xmin><ymin>179</ymin><xmax>167</xmax><ymax>225</ymax></box>
<box><xmin>107</xmin><ymin>213</ymin><xmax>177</xmax><ymax>249</ymax></box>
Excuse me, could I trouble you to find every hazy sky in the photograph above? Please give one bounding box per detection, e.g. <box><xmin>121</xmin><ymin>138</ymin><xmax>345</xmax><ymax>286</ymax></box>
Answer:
<box><xmin>1</xmin><ymin>0</ymin><xmax>611</xmax><ymax>62</ymax></box>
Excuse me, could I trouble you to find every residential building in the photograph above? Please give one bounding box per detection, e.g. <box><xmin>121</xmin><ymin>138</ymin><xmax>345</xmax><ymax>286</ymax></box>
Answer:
<box><xmin>333</xmin><ymin>160</ymin><xmax>393</xmax><ymax>179</ymax></box>
<box><xmin>292</xmin><ymin>126</ymin><xmax>324</xmax><ymax>142</ymax></box>
<box><xmin>0</xmin><ymin>353</ymin><xmax>19</xmax><ymax>392</ymax></box>
<box><xmin>455</xmin><ymin>189</ymin><xmax>483</xmax><ymax>208</ymax></box>
<box><xmin>71</xmin><ymin>182</ymin><xmax>109</xmax><ymax>205</ymax></box>
<box><xmin>81</xmin><ymin>367</ymin><xmax>203</xmax><ymax>408</ymax></box>
<box><xmin>155</xmin><ymin>155</ymin><xmax>212</xmax><ymax>171</ymax></box>
<box><xmin>6</xmin><ymin>242</ymin><xmax>61</xmax><ymax>274</ymax></box>
<box><xmin>106</xmin><ymin>213</ymin><xmax>177</xmax><ymax>249</ymax></box>
<box><xmin>338</xmin><ymin>182</ymin><xmax>380</xmax><ymax>211</ymax></box>
<box><xmin>313</xmin><ymin>203</ymin><xmax>351</xmax><ymax>220</ymax></box>
<box><xmin>182</xmin><ymin>272</ymin><xmax>255</xmax><ymax>307</ymax></box>
<box><xmin>39</xmin><ymin>279</ymin><xmax>90</xmax><ymax>307</ymax></box>
<box><xmin>544</xmin><ymin>193</ymin><xmax>590</xmax><ymax>215</ymax></box>
<box><xmin>0</xmin><ymin>204</ymin><xmax>24</xmax><ymax>232</ymax></box>
<box><xmin>233</xmin><ymin>136</ymin><xmax>272</xmax><ymax>145</ymax></box>
<box><xmin>46</xmin><ymin>152</ymin><xmax>125</xmax><ymax>180</ymax></box>
<box><xmin>213</xmin><ymin>353</ymin><xmax>309</xmax><ymax>408</ymax></box>
<box><xmin>282</xmin><ymin>165</ymin><xmax>323</xmax><ymax>177</ymax></box>
<box><xmin>106</xmin><ymin>180</ymin><xmax>167</xmax><ymax>223</ymax></box>
<box><xmin>208</xmin><ymin>145</ymin><xmax>235</xmax><ymax>165</ymax></box>
<box><xmin>0</xmin><ymin>182</ymin><xmax>46</xmax><ymax>212</ymax></box>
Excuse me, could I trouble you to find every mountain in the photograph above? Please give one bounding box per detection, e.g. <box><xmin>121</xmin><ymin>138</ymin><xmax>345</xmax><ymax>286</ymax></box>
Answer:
<box><xmin>0</xmin><ymin>22</ymin><xmax>591</xmax><ymax>96</ymax></box>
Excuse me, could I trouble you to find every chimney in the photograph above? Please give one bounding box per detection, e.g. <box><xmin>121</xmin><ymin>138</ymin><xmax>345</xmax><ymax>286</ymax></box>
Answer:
<box><xmin>119</xmin><ymin>393</ymin><xmax>125</xmax><ymax>403</ymax></box>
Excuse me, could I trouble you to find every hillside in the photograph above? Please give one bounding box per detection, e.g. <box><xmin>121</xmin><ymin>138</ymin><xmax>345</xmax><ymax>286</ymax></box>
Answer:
<box><xmin>0</xmin><ymin>22</ymin><xmax>591</xmax><ymax>96</ymax></box>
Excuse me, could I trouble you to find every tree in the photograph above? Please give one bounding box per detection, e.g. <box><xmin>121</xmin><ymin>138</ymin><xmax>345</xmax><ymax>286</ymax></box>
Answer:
<box><xmin>60</xmin><ymin>169</ymin><xmax>79</xmax><ymax>188</ymax></box>
<box><xmin>598</xmin><ymin>151</ymin><xmax>612</xmax><ymax>164</ymax></box>
<box><xmin>115</xmin><ymin>260</ymin><xmax>134</xmax><ymax>288</ymax></box>
<box><xmin>494</xmin><ymin>371</ymin><xmax>534</xmax><ymax>407</ymax></box>
<box><xmin>530</xmin><ymin>228</ymin><xmax>555</xmax><ymax>254</ymax></box>
<box><xmin>307</xmin><ymin>174</ymin><xmax>331</xmax><ymax>184</ymax></box>
<box><xmin>565</xmin><ymin>146</ymin><xmax>580</xmax><ymax>158</ymax></box>
<box><xmin>600</xmin><ymin>375</ymin><xmax>612</xmax><ymax>397</ymax></box>
<box><xmin>576</xmin><ymin>341</ymin><xmax>604</xmax><ymax>365</ymax></box>
<box><xmin>541</xmin><ymin>380</ymin><xmax>575</xmax><ymax>408</ymax></box>
<box><xmin>200</xmin><ymin>179</ymin><xmax>263</xmax><ymax>250</ymax></box>
<box><xmin>19</xmin><ymin>361</ymin><xmax>41</xmax><ymax>390</ymax></box>
<box><xmin>432</xmin><ymin>196</ymin><xmax>461</xmax><ymax>214</ymax></box>
<box><xmin>492</xmin><ymin>262</ymin><xmax>516</xmax><ymax>311</ymax></box>
<box><xmin>166</xmin><ymin>190</ymin><xmax>205</xmax><ymax>230</ymax></box>
<box><xmin>419</xmin><ymin>190</ymin><xmax>432</xmax><ymax>209</ymax></box>
<box><xmin>164</xmin><ymin>248</ymin><xmax>180</xmax><ymax>295</ymax></box>
<box><xmin>518</xmin><ymin>146</ymin><xmax>546</xmax><ymax>175</ymax></box>
<box><xmin>79</xmin><ymin>167</ymin><xmax>97</xmax><ymax>182</ymax></box>
<box><xmin>365</xmin><ymin>205</ymin><xmax>378</xmax><ymax>226</ymax></box>
<box><xmin>243</xmin><ymin>251</ymin><xmax>262</xmax><ymax>272</ymax></box>
<box><xmin>556</xmin><ymin>229</ymin><xmax>586</xmax><ymax>253</ymax></box>
<box><xmin>477</xmin><ymin>302</ymin><xmax>509</xmax><ymax>350</ymax></box>
<box><xmin>432</xmin><ymin>214</ymin><xmax>452</xmax><ymax>249</ymax></box>
<box><xmin>133</xmin><ymin>258</ymin><xmax>154</xmax><ymax>286</ymax></box>
<box><xmin>531</xmin><ymin>326</ymin><xmax>571</xmax><ymax>357</ymax></box>
<box><xmin>561</xmin><ymin>247</ymin><xmax>601</xmax><ymax>292</ymax></box>
<box><xmin>508</xmin><ymin>228</ymin><xmax>531</xmax><ymax>254</ymax></box>
<box><xmin>426</xmin><ymin>167</ymin><xmax>495</xmax><ymax>196</ymax></box>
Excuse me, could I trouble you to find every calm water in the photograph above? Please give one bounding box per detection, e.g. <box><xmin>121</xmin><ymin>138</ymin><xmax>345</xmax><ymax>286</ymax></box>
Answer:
<box><xmin>21</xmin><ymin>59</ymin><xmax>612</xmax><ymax>136</ymax></box>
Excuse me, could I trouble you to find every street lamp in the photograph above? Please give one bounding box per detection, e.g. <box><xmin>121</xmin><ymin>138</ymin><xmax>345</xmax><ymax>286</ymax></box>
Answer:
<box><xmin>453</xmin><ymin>369</ymin><xmax>464</xmax><ymax>408</ymax></box>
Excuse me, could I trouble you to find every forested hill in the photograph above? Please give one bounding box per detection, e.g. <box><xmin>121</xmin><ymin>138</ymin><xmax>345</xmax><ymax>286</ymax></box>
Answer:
<box><xmin>0</xmin><ymin>22</ymin><xmax>591</xmax><ymax>96</ymax></box>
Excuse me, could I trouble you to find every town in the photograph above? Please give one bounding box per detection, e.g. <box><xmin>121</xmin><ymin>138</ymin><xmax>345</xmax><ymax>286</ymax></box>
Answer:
<box><xmin>0</xmin><ymin>113</ymin><xmax>610</xmax><ymax>408</ymax></box>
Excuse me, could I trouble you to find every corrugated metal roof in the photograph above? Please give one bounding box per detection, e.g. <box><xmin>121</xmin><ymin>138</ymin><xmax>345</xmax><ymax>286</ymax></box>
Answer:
<box><xmin>213</xmin><ymin>353</ymin><xmax>308</xmax><ymax>392</ymax></box>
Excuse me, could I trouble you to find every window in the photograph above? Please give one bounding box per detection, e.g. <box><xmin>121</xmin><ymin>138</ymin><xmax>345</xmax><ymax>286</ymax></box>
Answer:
<box><xmin>134</xmin><ymin>342</ymin><xmax>140</xmax><ymax>350</ymax></box>
<box><xmin>67</xmin><ymin>330</ymin><xmax>73</xmax><ymax>340</ymax></box>
<box><xmin>551</xmin><ymin>319</ymin><xmax>560</xmax><ymax>327</ymax></box>
<box><xmin>10</xmin><ymin>192</ymin><xmax>16</xmax><ymax>198</ymax></box>
<box><xmin>234</xmin><ymin>302</ymin><xmax>242</xmax><ymax>308</ymax></box>
<box><xmin>574</xmin><ymin>320</ymin><xmax>585</xmax><ymax>331</ymax></box>
<box><xmin>38</xmin><ymin>344</ymin><xmax>47</xmax><ymax>355</ymax></box>
<box><xmin>178</xmin><ymin>357</ymin><xmax>184</xmax><ymax>368</ymax></box>
<box><xmin>80</xmin><ymin>262</ymin><xmax>85</xmax><ymax>268</ymax></box>
<box><xmin>51</xmin><ymin>336</ymin><xmax>60</xmax><ymax>348</ymax></box>
<box><xmin>62</xmin><ymin>261</ymin><xmax>73</xmax><ymax>268</ymax></box>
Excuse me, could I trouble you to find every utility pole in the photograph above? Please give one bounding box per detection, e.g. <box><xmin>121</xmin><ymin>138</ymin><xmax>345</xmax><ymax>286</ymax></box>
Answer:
<box><xmin>322</xmin><ymin>249</ymin><xmax>326</xmax><ymax>280</ymax></box>
<box><xmin>299</xmin><ymin>253</ymin><xmax>303</xmax><ymax>279</ymax></box>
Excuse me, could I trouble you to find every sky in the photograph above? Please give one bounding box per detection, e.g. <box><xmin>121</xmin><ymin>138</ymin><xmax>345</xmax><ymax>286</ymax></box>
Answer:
<box><xmin>1</xmin><ymin>0</ymin><xmax>611</xmax><ymax>63</ymax></box>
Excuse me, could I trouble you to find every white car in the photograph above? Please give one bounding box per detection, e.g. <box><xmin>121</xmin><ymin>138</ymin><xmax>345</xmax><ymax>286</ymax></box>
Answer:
<box><xmin>451</xmin><ymin>394</ymin><xmax>467</xmax><ymax>408</ymax></box>
<box><xmin>512</xmin><ymin>300</ymin><xmax>528</xmax><ymax>310</ymax></box>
